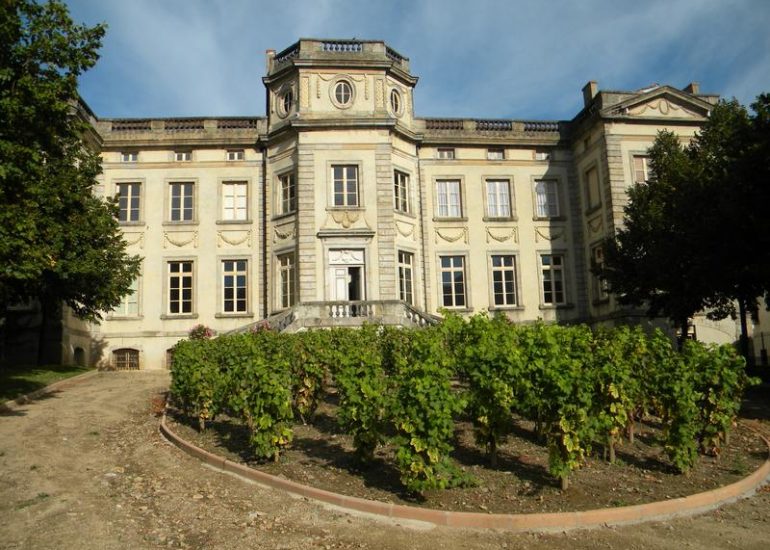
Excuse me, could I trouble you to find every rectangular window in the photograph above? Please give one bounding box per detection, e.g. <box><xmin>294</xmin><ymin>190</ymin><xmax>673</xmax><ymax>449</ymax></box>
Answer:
<box><xmin>398</xmin><ymin>250</ymin><xmax>414</xmax><ymax>305</ymax></box>
<box><xmin>279</xmin><ymin>173</ymin><xmax>297</xmax><ymax>214</ymax></box>
<box><xmin>440</xmin><ymin>255</ymin><xmax>466</xmax><ymax>308</ymax></box>
<box><xmin>168</xmin><ymin>261</ymin><xmax>193</xmax><ymax>314</ymax></box>
<box><xmin>222</xmin><ymin>181</ymin><xmax>248</xmax><ymax>221</ymax></box>
<box><xmin>633</xmin><ymin>155</ymin><xmax>652</xmax><ymax>184</ymax></box>
<box><xmin>332</xmin><ymin>165</ymin><xmax>359</xmax><ymax>207</ymax></box>
<box><xmin>174</xmin><ymin>151</ymin><xmax>191</xmax><ymax>162</ymax></box>
<box><xmin>591</xmin><ymin>245</ymin><xmax>609</xmax><ymax>301</ymax></box>
<box><xmin>491</xmin><ymin>255</ymin><xmax>517</xmax><ymax>307</ymax></box>
<box><xmin>394</xmin><ymin>170</ymin><xmax>410</xmax><ymax>213</ymax></box>
<box><xmin>534</xmin><ymin>179</ymin><xmax>559</xmax><ymax>218</ymax></box>
<box><xmin>487</xmin><ymin>148</ymin><xmax>505</xmax><ymax>160</ymax></box>
<box><xmin>437</xmin><ymin>148</ymin><xmax>455</xmax><ymax>160</ymax></box>
<box><xmin>534</xmin><ymin>150</ymin><xmax>550</xmax><ymax>161</ymax></box>
<box><xmin>278</xmin><ymin>253</ymin><xmax>296</xmax><ymax>309</ymax></box>
<box><xmin>120</xmin><ymin>152</ymin><xmax>137</xmax><ymax>163</ymax></box>
<box><xmin>113</xmin><ymin>349</ymin><xmax>139</xmax><ymax>370</ymax></box>
<box><xmin>169</xmin><ymin>182</ymin><xmax>194</xmax><ymax>221</ymax></box>
<box><xmin>540</xmin><ymin>254</ymin><xmax>566</xmax><ymax>305</ymax></box>
<box><xmin>222</xmin><ymin>259</ymin><xmax>248</xmax><ymax>313</ymax></box>
<box><xmin>436</xmin><ymin>179</ymin><xmax>462</xmax><ymax>217</ymax></box>
<box><xmin>114</xmin><ymin>278</ymin><xmax>139</xmax><ymax>316</ymax></box>
<box><xmin>585</xmin><ymin>166</ymin><xmax>600</xmax><ymax>208</ymax></box>
<box><xmin>117</xmin><ymin>182</ymin><xmax>141</xmax><ymax>222</ymax></box>
<box><xmin>227</xmin><ymin>149</ymin><xmax>244</xmax><ymax>161</ymax></box>
<box><xmin>485</xmin><ymin>179</ymin><xmax>512</xmax><ymax>218</ymax></box>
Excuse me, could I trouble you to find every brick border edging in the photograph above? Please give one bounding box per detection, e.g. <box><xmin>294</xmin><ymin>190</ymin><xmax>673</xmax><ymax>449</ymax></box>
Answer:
<box><xmin>1</xmin><ymin>369</ymin><xmax>101</xmax><ymax>413</ymax></box>
<box><xmin>159</xmin><ymin>415</ymin><xmax>770</xmax><ymax>532</ymax></box>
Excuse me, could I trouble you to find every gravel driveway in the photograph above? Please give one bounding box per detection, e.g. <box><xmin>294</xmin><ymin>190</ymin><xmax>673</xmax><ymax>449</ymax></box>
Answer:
<box><xmin>1</xmin><ymin>371</ymin><xmax>769</xmax><ymax>549</ymax></box>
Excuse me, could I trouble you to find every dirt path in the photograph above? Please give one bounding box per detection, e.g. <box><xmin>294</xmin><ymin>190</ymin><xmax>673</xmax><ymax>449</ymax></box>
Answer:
<box><xmin>1</xmin><ymin>372</ymin><xmax>769</xmax><ymax>550</ymax></box>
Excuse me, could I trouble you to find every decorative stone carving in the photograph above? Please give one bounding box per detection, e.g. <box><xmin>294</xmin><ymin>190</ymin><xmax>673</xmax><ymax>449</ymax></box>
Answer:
<box><xmin>122</xmin><ymin>232</ymin><xmax>145</xmax><ymax>249</ymax></box>
<box><xmin>396</xmin><ymin>221</ymin><xmax>414</xmax><ymax>239</ymax></box>
<box><xmin>485</xmin><ymin>226</ymin><xmax>518</xmax><ymax>244</ymax></box>
<box><xmin>329</xmin><ymin>209</ymin><xmax>361</xmax><ymax>229</ymax></box>
<box><xmin>316</xmin><ymin>76</ymin><xmax>321</xmax><ymax>99</ymax></box>
<box><xmin>534</xmin><ymin>227</ymin><xmax>564</xmax><ymax>242</ymax></box>
<box><xmin>217</xmin><ymin>230</ymin><xmax>252</xmax><ymax>247</ymax></box>
<box><xmin>587</xmin><ymin>216</ymin><xmax>604</xmax><ymax>236</ymax></box>
<box><xmin>301</xmin><ymin>76</ymin><xmax>310</xmax><ymax>108</ymax></box>
<box><xmin>628</xmin><ymin>98</ymin><xmax>698</xmax><ymax>118</ymax></box>
<box><xmin>435</xmin><ymin>227</ymin><xmax>468</xmax><ymax>244</ymax></box>
<box><xmin>273</xmin><ymin>224</ymin><xmax>296</xmax><ymax>242</ymax></box>
<box><xmin>329</xmin><ymin>249</ymin><xmax>365</xmax><ymax>265</ymax></box>
<box><xmin>375</xmin><ymin>79</ymin><xmax>384</xmax><ymax>108</ymax></box>
<box><xmin>163</xmin><ymin>231</ymin><xmax>198</xmax><ymax>249</ymax></box>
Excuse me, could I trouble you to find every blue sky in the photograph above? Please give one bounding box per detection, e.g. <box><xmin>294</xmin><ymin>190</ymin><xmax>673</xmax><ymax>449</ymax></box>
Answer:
<box><xmin>67</xmin><ymin>0</ymin><xmax>770</xmax><ymax>121</ymax></box>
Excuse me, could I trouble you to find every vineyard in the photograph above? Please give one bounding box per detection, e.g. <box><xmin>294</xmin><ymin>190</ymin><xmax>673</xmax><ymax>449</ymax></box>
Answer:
<box><xmin>169</xmin><ymin>316</ymin><xmax>754</xmax><ymax>493</ymax></box>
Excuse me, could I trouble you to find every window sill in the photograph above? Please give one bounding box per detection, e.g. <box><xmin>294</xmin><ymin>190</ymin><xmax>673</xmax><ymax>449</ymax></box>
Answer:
<box><xmin>394</xmin><ymin>209</ymin><xmax>416</xmax><ymax>219</ymax></box>
<box><xmin>483</xmin><ymin>216</ymin><xmax>517</xmax><ymax>223</ymax></box>
<box><xmin>432</xmin><ymin>216</ymin><xmax>468</xmax><ymax>223</ymax></box>
<box><xmin>107</xmin><ymin>315</ymin><xmax>144</xmax><ymax>321</ymax></box>
<box><xmin>215</xmin><ymin>312</ymin><xmax>254</xmax><ymax>319</ymax></box>
<box><xmin>488</xmin><ymin>305</ymin><xmax>524</xmax><ymax>312</ymax></box>
<box><xmin>271</xmin><ymin>211</ymin><xmax>297</xmax><ymax>222</ymax></box>
<box><xmin>538</xmin><ymin>303</ymin><xmax>574</xmax><ymax>310</ymax></box>
<box><xmin>532</xmin><ymin>215</ymin><xmax>566</xmax><ymax>222</ymax></box>
<box><xmin>160</xmin><ymin>313</ymin><xmax>199</xmax><ymax>320</ymax></box>
<box><xmin>326</xmin><ymin>206</ymin><xmax>365</xmax><ymax>212</ymax></box>
<box><xmin>119</xmin><ymin>221</ymin><xmax>146</xmax><ymax>227</ymax></box>
<box><xmin>216</xmin><ymin>219</ymin><xmax>252</xmax><ymax>225</ymax></box>
<box><xmin>163</xmin><ymin>221</ymin><xmax>198</xmax><ymax>227</ymax></box>
<box><xmin>440</xmin><ymin>307</ymin><xmax>473</xmax><ymax>313</ymax></box>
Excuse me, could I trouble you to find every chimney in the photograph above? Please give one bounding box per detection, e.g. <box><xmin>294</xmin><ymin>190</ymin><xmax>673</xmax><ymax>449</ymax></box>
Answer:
<box><xmin>683</xmin><ymin>82</ymin><xmax>700</xmax><ymax>95</ymax></box>
<box><xmin>582</xmin><ymin>81</ymin><xmax>598</xmax><ymax>107</ymax></box>
<box><xmin>266</xmin><ymin>49</ymin><xmax>276</xmax><ymax>73</ymax></box>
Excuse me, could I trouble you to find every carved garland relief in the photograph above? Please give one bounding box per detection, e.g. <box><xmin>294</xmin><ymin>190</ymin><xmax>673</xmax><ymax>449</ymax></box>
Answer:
<box><xmin>485</xmin><ymin>227</ymin><xmax>518</xmax><ymax>244</ymax></box>
<box><xmin>217</xmin><ymin>230</ymin><xmax>252</xmax><ymax>247</ymax></box>
<box><xmin>435</xmin><ymin>227</ymin><xmax>468</xmax><ymax>244</ymax></box>
<box><xmin>163</xmin><ymin>231</ymin><xmax>198</xmax><ymax>249</ymax></box>
<box><xmin>534</xmin><ymin>227</ymin><xmax>564</xmax><ymax>243</ymax></box>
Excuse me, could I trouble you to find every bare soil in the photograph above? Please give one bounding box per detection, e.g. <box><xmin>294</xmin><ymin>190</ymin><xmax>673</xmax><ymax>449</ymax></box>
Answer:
<box><xmin>165</xmin><ymin>393</ymin><xmax>767</xmax><ymax>515</ymax></box>
<box><xmin>1</xmin><ymin>371</ymin><xmax>770</xmax><ymax>550</ymax></box>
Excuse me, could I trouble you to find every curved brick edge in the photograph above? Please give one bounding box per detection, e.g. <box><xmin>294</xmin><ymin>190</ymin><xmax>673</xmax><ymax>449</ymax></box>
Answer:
<box><xmin>159</xmin><ymin>415</ymin><xmax>770</xmax><ymax>532</ymax></box>
<box><xmin>1</xmin><ymin>369</ymin><xmax>101</xmax><ymax>413</ymax></box>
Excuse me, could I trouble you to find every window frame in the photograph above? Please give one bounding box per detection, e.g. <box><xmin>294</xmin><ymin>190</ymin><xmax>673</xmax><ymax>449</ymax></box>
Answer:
<box><xmin>487</xmin><ymin>147</ymin><xmax>505</xmax><ymax>161</ymax></box>
<box><xmin>584</xmin><ymin>164</ymin><xmax>601</xmax><ymax>210</ymax></box>
<box><xmin>110</xmin><ymin>275</ymin><xmax>141</xmax><ymax>319</ymax></box>
<box><xmin>435</xmin><ymin>178</ymin><xmax>463</xmax><ymax>219</ymax></box>
<box><xmin>539</xmin><ymin>252</ymin><xmax>568</xmax><ymax>307</ymax></box>
<box><xmin>167</xmin><ymin>180</ymin><xmax>196</xmax><ymax>223</ymax></box>
<box><xmin>393</xmin><ymin>169</ymin><xmax>411</xmax><ymax>214</ymax></box>
<box><xmin>277</xmin><ymin>171</ymin><xmax>297</xmax><ymax>215</ymax></box>
<box><xmin>397</xmin><ymin>250</ymin><xmax>415</xmax><ymax>306</ymax></box>
<box><xmin>113</xmin><ymin>348</ymin><xmax>140</xmax><ymax>370</ymax></box>
<box><xmin>174</xmin><ymin>151</ymin><xmax>192</xmax><ymax>162</ymax></box>
<box><xmin>438</xmin><ymin>254</ymin><xmax>469</xmax><ymax>310</ymax></box>
<box><xmin>276</xmin><ymin>251</ymin><xmax>297</xmax><ymax>310</ymax></box>
<box><xmin>120</xmin><ymin>152</ymin><xmax>138</xmax><ymax>163</ymax></box>
<box><xmin>164</xmin><ymin>259</ymin><xmax>196</xmax><ymax>318</ymax></box>
<box><xmin>390</xmin><ymin>88</ymin><xmax>403</xmax><ymax>116</ymax></box>
<box><xmin>220</xmin><ymin>258</ymin><xmax>249</xmax><ymax>315</ymax></box>
<box><xmin>489</xmin><ymin>253</ymin><xmax>519</xmax><ymax>308</ymax></box>
<box><xmin>220</xmin><ymin>180</ymin><xmax>249</xmax><ymax>222</ymax></box>
<box><xmin>533</xmin><ymin>179</ymin><xmax>561</xmax><ymax>219</ymax></box>
<box><xmin>484</xmin><ymin>178</ymin><xmax>514</xmax><ymax>219</ymax></box>
<box><xmin>330</xmin><ymin>78</ymin><xmax>355</xmax><ymax>109</ymax></box>
<box><xmin>115</xmin><ymin>181</ymin><xmax>143</xmax><ymax>224</ymax></box>
<box><xmin>590</xmin><ymin>243</ymin><xmax>610</xmax><ymax>303</ymax></box>
<box><xmin>632</xmin><ymin>154</ymin><xmax>653</xmax><ymax>184</ymax></box>
<box><xmin>226</xmin><ymin>149</ymin><xmax>245</xmax><ymax>161</ymax></box>
<box><xmin>437</xmin><ymin>148</ymin><xmax>455</xmax><ymax>160</ymax></box>
<box><xmin>330</xmin><ymin>164</ymin><xmax>360</xmax><ymax>208</ymax></box>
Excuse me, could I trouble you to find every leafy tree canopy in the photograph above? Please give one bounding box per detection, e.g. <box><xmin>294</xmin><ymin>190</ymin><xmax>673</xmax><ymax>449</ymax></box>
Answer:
<box><xmin>0</xmin><ymin>0</ymin><xmax>140</xmax><ymax>321</ymax></box>
<box><xmin>602</xmin><ymin>96</ymin><xmax>770</xmax><ymax>353</ymax></box>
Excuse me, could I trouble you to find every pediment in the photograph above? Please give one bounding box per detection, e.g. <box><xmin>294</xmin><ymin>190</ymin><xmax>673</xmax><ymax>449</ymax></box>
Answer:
<box><xmin>604</xmin><ymin>87</ymin><xmax>712</xmax><ymax>120</ymax></box>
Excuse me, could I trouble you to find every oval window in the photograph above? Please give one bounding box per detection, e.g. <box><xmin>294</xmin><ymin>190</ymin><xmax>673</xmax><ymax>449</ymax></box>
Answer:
<box><xmin>281</xmin><ymin>90</ymin><xmax>293</xmax><ymax>115</ymax></box>
<box><xmin>334</xmin><ymin>81</ymin><xmax>352</xmax><ymax>106</ymax></box>
<box><xmin>390</xmin><ymin>89</ymin><xmax>401</xmax><ymax>115</ymax></box>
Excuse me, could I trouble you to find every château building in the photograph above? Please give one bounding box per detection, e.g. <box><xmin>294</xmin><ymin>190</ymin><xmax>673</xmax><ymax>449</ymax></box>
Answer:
<box><xmin>58</xmin><ymin>38</ymin><xmax>748</xmax><ymax>370</ymax></box>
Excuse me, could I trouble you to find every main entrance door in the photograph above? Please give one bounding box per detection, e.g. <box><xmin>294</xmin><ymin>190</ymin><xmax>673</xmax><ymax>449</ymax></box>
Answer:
<box><xmin>328</xmin><ymin>249</ymin><xmax>365</xmax><ymax>302</ymax></box>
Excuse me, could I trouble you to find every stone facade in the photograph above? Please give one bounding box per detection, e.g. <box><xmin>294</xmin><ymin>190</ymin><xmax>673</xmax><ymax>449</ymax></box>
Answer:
<box><xmin>60</xmin><ymin>39</ymin><xmax>740</xmax><ymax>370</ymax></box>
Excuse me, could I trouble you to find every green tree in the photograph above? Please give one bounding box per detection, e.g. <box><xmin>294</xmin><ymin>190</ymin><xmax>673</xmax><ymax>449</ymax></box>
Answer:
<box><xmin>602</xmin><ymin>97</ymin><xmax>770</xmax><ymax>356</ymax></box>
<box><xmin>0</xmin><ymin>0</ymin><xmax>140</xmax><ymax>362</ymax></box>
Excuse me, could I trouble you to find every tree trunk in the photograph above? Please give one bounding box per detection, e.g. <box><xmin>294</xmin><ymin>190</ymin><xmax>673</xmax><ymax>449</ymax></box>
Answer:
<box><xmin>560</xmin><ymin>475</ymin><xmax>569</xmax><ymax>491</ymax></box>
<box><xmin>738</xmin><ymin>298</ymin><xmax>751</xmax><ymax>367</ymax></box>
<box><xmin>36</xmin><ymin>294</ymin><xmax>49</xmax><ymax>366</ymax></box>
<box><xmin>609</xmin><ymin>434</ymin><xmax>616</xmax><ymax>464</ymax></box>
<box><xmin>489</xmin><ymin>436</ymin><xmax>497</xmax><ymax>468</ymax></box>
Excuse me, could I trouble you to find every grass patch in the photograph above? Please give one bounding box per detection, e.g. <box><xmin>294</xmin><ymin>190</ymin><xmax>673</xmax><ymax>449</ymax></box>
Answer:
<box><xmin>0</xmin><ymin>364</ymin><xmax>91</xmax><ymax>402</ymax></box>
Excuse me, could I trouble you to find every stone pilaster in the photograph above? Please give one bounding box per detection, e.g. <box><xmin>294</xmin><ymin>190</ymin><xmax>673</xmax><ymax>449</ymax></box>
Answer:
<box><xmin>374</xmin><ymin>143</ymin><xmax>396</xmax><ymax>299</ymax></box>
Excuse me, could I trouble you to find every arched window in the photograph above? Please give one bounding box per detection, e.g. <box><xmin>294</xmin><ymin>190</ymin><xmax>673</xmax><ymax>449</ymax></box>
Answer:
<box><xmin>113</xmin><ymin>348</ymin><xmax>139</xmax><ymax>370</ymax></box>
